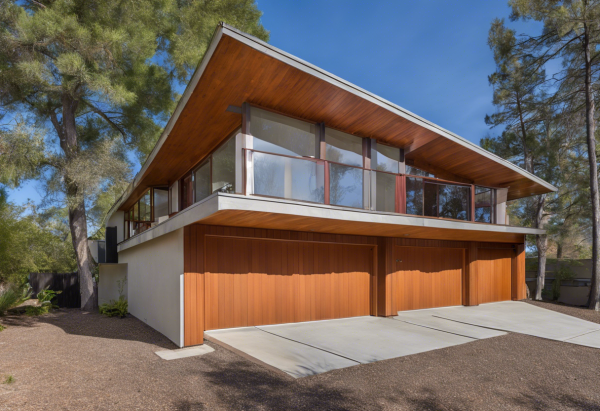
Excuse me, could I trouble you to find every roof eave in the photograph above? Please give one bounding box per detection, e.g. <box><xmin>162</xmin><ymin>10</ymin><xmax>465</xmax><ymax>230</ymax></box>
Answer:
<box><xmin>107</xmin><ymin>23</ymin><xmax>557</xmax><ymax>223</ymax></box>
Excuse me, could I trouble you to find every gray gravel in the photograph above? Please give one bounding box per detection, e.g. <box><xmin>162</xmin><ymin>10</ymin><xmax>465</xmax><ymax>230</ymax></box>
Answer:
<box><xmin>1</xmin><ymin>301</ymin><xmax>600</xmax><ymax>411</ymax></box>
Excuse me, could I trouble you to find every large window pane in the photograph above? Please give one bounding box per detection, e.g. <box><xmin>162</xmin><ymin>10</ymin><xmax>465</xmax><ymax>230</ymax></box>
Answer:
<box><xmin>143</xmin><ymin>191</ymin><xmax>152</xmax><ymax>221</ymax></box>
<box><xmin>251</xmin><ymin>107</ymin><xmax>316</xmax><ymax>157</ymax></box>
<box><xmin>212</xmin><ymin>137</ymin><xmax>235</xmax><ymax>193</ymax></box>
<box><xmin>154</xmin><ymin>188</ymin><xmax>168</xmax><ymax>221</ymax></box>
<box><xmin>424</xmin><ymin>182</ymin><xmax>438</xmax><ymax>217</ymax></box>
<box><xmin>329</xmin><ymin>163</ymin><xmax>363</xmax><ymax>208</ymax></box>
<box><xmin>476</xmin><ymin>207</ymin><xmax>492</xmax><ymax>223</ymax></box>
<box><xmin>475</xmin><ymin>186</ymin><xmax>495</xmax><ymax>223</ymax></box>
<box><xmin>406</xmin><ymin>177</ymin><xmax>423</xmax><ymax>215</ymax></box>
<box><xmin>325</xmin><ymin>128</ymin><xmax>363</xmax><ymax>167</ymax></box>
<box><xmin>254</xmin><ymin>152</ymin><xmax>324</xmax><ymax>203</ymax></box>
<box><xmin>194</xmin><ymin>160</ymin><xmax>210</xmax><ymax>203</ymax></box>
<box><xmin>438</xmin><ymin>184</ymin><xmax>470</xmax><ymax>220</ymax></box>
<box><xmin>377</xmin><ymin>144</ymin><xmax>399</xmax><ymax>173</ymax></box>
<box><xmin>376</xmin><ymin>172</ymin><xmax>396</xmax><ymax>212</ymax></box>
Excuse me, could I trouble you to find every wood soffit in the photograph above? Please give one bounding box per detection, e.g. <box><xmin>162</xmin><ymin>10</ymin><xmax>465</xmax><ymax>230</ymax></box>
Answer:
<box><xmin>119</xmin><ymin>31</ymin><xmax>554</xmax><ymax>210</ymax></box>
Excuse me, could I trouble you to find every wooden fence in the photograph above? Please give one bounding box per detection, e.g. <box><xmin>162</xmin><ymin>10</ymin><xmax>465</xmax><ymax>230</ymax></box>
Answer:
<box><xmin>29</xmin><ymin>272</ymin><xmax>80</xmax><ymax>308</ymax></box>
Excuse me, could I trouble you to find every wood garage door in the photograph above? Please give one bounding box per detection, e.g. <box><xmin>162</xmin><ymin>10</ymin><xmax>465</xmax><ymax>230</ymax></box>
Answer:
<box><xmin>204</xmin><ymin>236</ymin><xmax>373</xmax><ymax>330</ymax></box>
<box><xmin>391</xmin><ymin>246</ymin><xmax>464</xmax><ymax>312</ymax></box>
<box><xmin>478</xmin><ymin>248</ymin><xmax>512</xmax><ymax>304</ymax></box>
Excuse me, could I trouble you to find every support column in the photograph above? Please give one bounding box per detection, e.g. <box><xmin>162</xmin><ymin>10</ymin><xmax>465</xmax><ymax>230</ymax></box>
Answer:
<box><xmin>512</xmin><ymin>243</ymin><xmax>526</xmax><ymax>300</ymax></box>
<box><xmin>363</xmin><ymin>138</ymin><xmax>372</xmax><ymax>210</ymax></box>
<box><xmin>370</xmin><ymin>138</ymin><xmax>377</xmax><ymax>211</ymax></box>
<box><xmin>376</xmin><ymin>237</ymin><xmax>394</xmax><ymax>316</ymax></box>
<box><xmin>465</xmin><ymin>242</ymin><xmax>479</xmax><ymax>306</ymax></box>
<box><xmin>237</xmin><ymin>103</ymin><xmax>253</xmax><ymax>195</ymax></box>
<box><xmin>399</xmin><ymin>148</ymin><xmax>406</xmax><ymax>174</ymax></box>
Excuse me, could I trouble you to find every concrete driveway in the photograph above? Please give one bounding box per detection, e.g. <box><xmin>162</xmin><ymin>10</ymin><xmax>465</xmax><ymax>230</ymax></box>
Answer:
<box><xmin>399</xmin><ymin>301</ymin><xmax>600</xmax><ymax>348</ymax></box>
<box><xmin>206</xmin><ymin>302</ymin><xmax>600</xmax><ymax>378</ymax></box>
<box><xmin>205</xmin><ymin>316</ymin><xmax>502</xmax><ymax>378</ymax></box>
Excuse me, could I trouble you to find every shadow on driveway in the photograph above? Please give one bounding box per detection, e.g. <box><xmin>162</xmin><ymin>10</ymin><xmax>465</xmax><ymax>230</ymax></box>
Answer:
<box><xmin>182</xmin><ymin>358</ymin><xmax>368</xmax><ymax>411</ymax></box>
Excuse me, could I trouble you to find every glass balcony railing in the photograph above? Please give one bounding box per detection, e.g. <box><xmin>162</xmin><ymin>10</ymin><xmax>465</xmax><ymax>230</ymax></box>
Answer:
<box><xmin>244</xmin><ymin>149</ymin><xmax>492</xmax><ymax>223</ymax></box>
<box><xmin>252</xmin><ymin>151</ymin><xmax>325</xmax><ymax>203</ymax></box>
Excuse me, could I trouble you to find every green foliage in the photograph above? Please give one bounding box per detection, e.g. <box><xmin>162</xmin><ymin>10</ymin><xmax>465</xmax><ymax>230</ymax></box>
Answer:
<box><xmin>25</xmin><ymin>305</ymin><xmax>49</xmax><ymax>316</ymax></box>
<box><xmin>36</xmin><ymin>287</ymin><xmax>62</xmax><ymax>309</ymax></box>
<box><xmin>2</xmin><ymin>375</ymin><xmax>14</xmax><ymax>384</ymax></box>
<box><xmin>0</xmin><ymin>187</ymin><xmax>77</xmax><ymax>285</ymax></box>
<box><xmin>99</xmin><ymin>297</ymin><xmax>128</xmax><ymax>318</ymax></box>
<box><xmin>0</xmin><ymin>283</ymin><xmax>31</xmax><ymax>316</ymax></box>
<box><xmin>0</xmin><ymin>1</ymin><xmax>269</xmax><ymax>308</ymax></box>
<box><xmin>0</xmin><ymin>324</ymin><xmax>5</xmax><ymax>332</ymax></box>
<box><xmin>549</xmin><ymin>259</ymin><xmax>580</xmax><ymax>300</ymax></box>
<box><xmin>0</xmin><ymin>0</ymin><xmax>269</xmax><ymax>189</ymax></box>
<box><xmin>99</xmin><ymin>277</ymin><xmax>127</xmax><ymax>318</ymax></box>
<box><xmin>24</xmin><ymin>286</ymin><xmax>61</xmax><ymax>315</ymax></box>
<box><xmin>485</xmin><ymin>10</ymin><xmax>593</xmax><ymax>263</ymax></box>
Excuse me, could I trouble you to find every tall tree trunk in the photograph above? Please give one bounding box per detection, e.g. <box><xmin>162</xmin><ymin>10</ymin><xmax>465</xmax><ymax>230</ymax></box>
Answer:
<box><xmin>534</xmin><ymin>194</ymin><xmax>547</xmax><ymax>300</ymax></box>
<box><xmin>516</xmin><ymin>94</ymin><xmax>532</xmax><ymax>173</ymax></box>
<box><xmin>59</xmin><ymin>94</ymin><xmax>97</xmax><ymax>311</ymax></box>
<box><xmin>583</xmin><ymin>25</ymin><xmax>600</xmax><ymax>311</ymax></box>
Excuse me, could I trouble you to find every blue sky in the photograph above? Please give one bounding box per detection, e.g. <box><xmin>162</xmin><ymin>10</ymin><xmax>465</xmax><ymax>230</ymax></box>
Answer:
<box><xmin>7</xmin><ymin>0</ymin><xmax>542</xmax><ymax>206</ymax></box>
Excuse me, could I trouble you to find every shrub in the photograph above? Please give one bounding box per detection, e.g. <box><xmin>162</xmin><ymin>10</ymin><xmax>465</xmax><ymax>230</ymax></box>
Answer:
<box><xmin>99</xmin><ymin>296</ymin><xmax>128</xmax><ymax>318</ymax></box>
<box><xmin>0</xmin><ymin>283</ymin><xmax>31</xmax><ymax>316</ymax></box>
<box><xmin>551</xmin><ymin>260</ymin><xmax>579</xmax><ymax>300</ymax></box>
<box><xmin>3</xmin><ymin>375</ymin><xmax>14</xmax><ymax>384</ymax></box>
<box><xmin>0</xmin><ymin>324</ymin><xmax>5</xmax><ymax>332</ymax></box>
<box><xmin>99</xmin><ymin>277</ymin><xmax>128</xmax><ymax>318</ymax></box>
<box><xmin>36</xmin><ymin>287</ymin><xmax>61</xmax><ymax>309</ymax></box>
<box><xmin>22</xmin><ymin>286</ymin><xmax>61</xmax><ymax>316</ymax></box>
<box><xmin>25</xmin><ymin>305</ymin><xmax>50</xmax><ymax>316</ymax></box>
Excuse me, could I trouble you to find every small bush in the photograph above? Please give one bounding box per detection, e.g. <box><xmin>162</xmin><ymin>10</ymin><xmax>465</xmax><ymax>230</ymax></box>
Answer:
<box><xmin>0</xmin><ymin>284</ymin><xmax>31</xmax><ymax>316</ymax></box>
<box><xmin>99</xmin><ymin>296</ymin><xmax>128</xmax><ymax>318</ymax></box>
<box><xmin>0</xmin><ymin>324</ymin><xmax>5</xmax><ymax>332</ymax></box>
<box><xmin>36</xmin><ymin>287</ymin><xmax>61</xmax><ymax>309</ymax></box>
<box><xmin>3</xmin><ymin>375</ymin><xmax>14</xmax><ymax>384</ymax></box>
<box><xmin>25</xmin><ymin>306</ymin><xmax>50</xmax><ymax>316</ymax></box>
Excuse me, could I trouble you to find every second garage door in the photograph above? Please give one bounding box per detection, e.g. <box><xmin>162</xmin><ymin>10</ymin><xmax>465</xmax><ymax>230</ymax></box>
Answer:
<box><xmin>478</xmin><ymin>248</ymin><xmax>512</xmax><ymax>304</ymax></box>
<box><xmin>204</xmin><ymin>236</ymin><xmax>374</xmax><ymax>330</ymax></box>
<box><xmin>390</xmin><ymin>246</ymin><xmax>464</xmax><ymax>312</ymax></box>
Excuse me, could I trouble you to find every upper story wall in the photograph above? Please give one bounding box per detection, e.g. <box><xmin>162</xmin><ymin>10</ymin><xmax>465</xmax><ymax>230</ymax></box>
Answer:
<box><xmin>108</xmin><ymin>24</ymin><xmax>555</xmax><ymax>235</ymax></box>
<box><xmin>152</xmin><ymin>104</ymin><xmax>506</xmax><ymax>229</ymax></box>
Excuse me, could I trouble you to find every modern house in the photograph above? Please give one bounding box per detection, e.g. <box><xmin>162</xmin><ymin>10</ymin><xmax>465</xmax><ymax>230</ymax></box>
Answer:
<box><xmin>99</xmin><ymin>23</ymin><xmax>557</xmax><ymax>348</ymax></box>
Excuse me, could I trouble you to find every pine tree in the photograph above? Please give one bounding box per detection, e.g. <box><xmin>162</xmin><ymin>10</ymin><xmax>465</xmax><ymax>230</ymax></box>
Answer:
<box><xmin>0</xmin><ymin>0</ymin><xmax>268</xmax><ymax>310</ymax></box>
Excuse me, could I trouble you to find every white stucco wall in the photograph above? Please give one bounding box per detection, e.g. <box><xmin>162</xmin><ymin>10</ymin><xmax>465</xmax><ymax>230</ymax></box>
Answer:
<box><xmin>98</xmin><ymin>264</ymin><xmax>128</xmax><ymax>306</ymax></box>
<box><xmin>118</xmin><ymin>228</ymin><xmax>184</xmax><ymax>347</ymax></box>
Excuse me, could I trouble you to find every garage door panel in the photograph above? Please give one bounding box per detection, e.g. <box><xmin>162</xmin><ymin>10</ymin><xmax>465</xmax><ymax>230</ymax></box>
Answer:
<box><xmin>478</xmin><ymin>248</ymin><xmax>512</xmax><ymax>304</ymax></box>
<box><xmin>392</xmin><ymin>246</ymin><xmax>464</xmax><ymax>312</ymax></box>
<box><xmin>204</xmin><ymin>237</ymin><xmax>373</xmax><ymax>330</ymax></box>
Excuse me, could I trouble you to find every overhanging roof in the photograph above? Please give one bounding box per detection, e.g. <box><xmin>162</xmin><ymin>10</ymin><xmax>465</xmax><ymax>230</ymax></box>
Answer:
<box><xmin>111</xmin><ymin>23</ymin><xmax>557</xmax><ymax>215</ymax></box>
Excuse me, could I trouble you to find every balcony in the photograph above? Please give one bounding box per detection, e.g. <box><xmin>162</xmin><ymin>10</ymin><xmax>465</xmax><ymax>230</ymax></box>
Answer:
<box><xmin>244</xmin><ymin>149</ymin><xmax>495</xmax><ymax>224</ymax></box>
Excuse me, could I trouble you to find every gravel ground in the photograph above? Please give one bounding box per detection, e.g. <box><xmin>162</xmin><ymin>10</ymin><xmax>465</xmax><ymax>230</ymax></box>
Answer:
<box><xmin>1</xmin><ymin>301</ymin><xmax>600</xmax><ymax>411</ymax></box>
